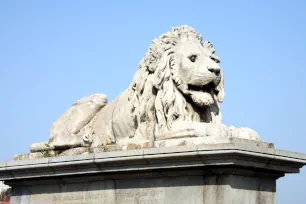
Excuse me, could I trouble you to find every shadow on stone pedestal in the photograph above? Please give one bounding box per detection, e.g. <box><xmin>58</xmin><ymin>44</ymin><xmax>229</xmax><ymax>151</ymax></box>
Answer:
<box><xmin>1</xmin><ymin>142</ymin><xmax>306</xmax><ymax>204</ymax></box>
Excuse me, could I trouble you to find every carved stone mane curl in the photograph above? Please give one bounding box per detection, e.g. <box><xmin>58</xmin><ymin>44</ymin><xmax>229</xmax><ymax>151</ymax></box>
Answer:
<box><xmin>128</xmin><ymin>26</ymin><xmax>204</xmax><ymax>139</ymax></box>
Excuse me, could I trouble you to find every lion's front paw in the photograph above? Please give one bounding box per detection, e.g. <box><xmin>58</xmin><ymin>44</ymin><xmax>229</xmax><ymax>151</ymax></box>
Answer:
<box><xmin>228</xmin><ymin>127</ymin><xmax>260</xmax><ymax>141</ymax></box>
<box><xmin>100</xmin><ymin>135</ymin><xmax>114</xmax><ymax>146</ymax></box>
<box><xmin>91</xmin><ymin>134</ymin><xmax>115</xmax><ymax>148</ymax></box>
<box><xmin>205</xmin><ymin>123</ymin><xmax>228</xmax><ymax>137</ymax></box>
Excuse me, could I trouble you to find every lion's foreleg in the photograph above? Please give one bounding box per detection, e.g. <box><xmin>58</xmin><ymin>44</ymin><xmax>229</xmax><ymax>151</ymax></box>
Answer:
<box><xmin>50</xmin><ymin>133</ymin><xmax>87</xmax><ymax>149</ymax></box>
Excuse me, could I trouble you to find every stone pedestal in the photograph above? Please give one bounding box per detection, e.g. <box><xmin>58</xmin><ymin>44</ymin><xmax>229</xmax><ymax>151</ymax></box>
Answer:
<box><xmin>1</xmin><ymin>141</ymin><xmax>306</xmax><ymax>204</ymax></box>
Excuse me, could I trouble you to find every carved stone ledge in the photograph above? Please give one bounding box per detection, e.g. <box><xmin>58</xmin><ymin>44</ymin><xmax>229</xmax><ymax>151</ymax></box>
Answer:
<box><xmin>14</xmin><ymin>137</ymin><xmax>273</xmax><ymax>160</ymax></box>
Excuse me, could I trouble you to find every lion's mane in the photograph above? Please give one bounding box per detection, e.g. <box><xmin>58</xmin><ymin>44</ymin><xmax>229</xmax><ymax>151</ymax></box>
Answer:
<box><xmin>127</xmin><ymin>26</ymin><xmax>218</xmax><ymax>140</ymax></box>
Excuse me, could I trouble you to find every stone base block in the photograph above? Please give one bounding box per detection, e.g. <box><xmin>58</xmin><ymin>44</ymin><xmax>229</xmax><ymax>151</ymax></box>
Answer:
<box><xmin>10</xmin><ymin>173</ymin><xmax>276</xmax><ymax>204</ymax></box>
<box><xmin>1</xmin><ymin>142</ymin><xmax>306</xmax><ymax>204</ymax></box>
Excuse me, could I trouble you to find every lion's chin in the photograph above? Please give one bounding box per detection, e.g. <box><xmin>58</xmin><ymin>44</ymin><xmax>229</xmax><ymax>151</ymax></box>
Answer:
<box><xmin>189</xmin><ymin>91</ymin><xmax>214</xmax><ymax>107</ymax></box>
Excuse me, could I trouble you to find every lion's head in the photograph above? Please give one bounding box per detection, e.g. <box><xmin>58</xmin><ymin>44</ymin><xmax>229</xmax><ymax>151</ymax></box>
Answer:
<box><xmin>128</xmin><ymin>26</ymin><xmax>225</xmax><ymax>139</ymax></box>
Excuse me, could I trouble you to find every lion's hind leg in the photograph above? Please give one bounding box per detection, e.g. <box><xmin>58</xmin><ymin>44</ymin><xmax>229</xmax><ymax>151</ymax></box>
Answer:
<box><xmin>30</xmin><ymin>94</ymin><xmax>108</xmax><ymax>152</ymax></box>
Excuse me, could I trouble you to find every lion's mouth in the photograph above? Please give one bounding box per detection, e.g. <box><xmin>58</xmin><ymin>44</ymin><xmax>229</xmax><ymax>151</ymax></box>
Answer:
<box><xmin>185</xmin><ymin>82</ymin><xmax>217</xmax><ymax>107</ymax></box>
<box><xmin>187</xmin><ymin>82</ymin><xmax>218</xmax><ymax>95</ymax></box>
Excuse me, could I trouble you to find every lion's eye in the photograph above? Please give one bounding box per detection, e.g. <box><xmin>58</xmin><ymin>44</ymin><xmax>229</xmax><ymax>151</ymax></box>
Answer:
<box><xmin>188</xmin><ymin>55</ymin><xmax>197</xmax><ymax>63</ymax></box>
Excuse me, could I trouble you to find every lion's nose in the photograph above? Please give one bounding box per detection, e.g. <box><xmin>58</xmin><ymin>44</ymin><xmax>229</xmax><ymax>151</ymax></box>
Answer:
<box><xmin>208</xmin><ymin>67</ymin><xmax>221</xmax><ymax>76</ymax></box>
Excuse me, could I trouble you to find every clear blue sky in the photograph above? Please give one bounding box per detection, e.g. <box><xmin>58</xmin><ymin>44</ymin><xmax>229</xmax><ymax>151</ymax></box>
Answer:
<box><xmin>0</xmin><ymin>1</ymin><xmax>305</xmax><ymax>203</ymax></box>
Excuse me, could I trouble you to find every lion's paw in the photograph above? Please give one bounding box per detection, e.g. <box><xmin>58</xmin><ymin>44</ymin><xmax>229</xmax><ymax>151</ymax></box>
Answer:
<box><xmin>205</xmin><ymin>123</ymin><xmax>228</xmax><ymax>137</ymax></box>
<box><xmin>228</xmin><ymin>126</ymin><xmax>260</xmax><ymax>141</ymax></box>
<box><xmin>100</xmin><ymin>135</ymin><xmax>114</xmax><ymax>146</ymax></box>
<box><xmin>91</xmin><ymin>134</ymin><xmax>115</xmax><ymax>148</ymax></box>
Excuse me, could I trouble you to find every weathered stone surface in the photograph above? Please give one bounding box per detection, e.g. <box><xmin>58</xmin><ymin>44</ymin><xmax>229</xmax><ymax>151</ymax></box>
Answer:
<box><xmin>29</xmin><ymin>25</ymin><xmax>260</xmax><ymax>154</ymax></box>
<box><xmin>15</xmin><ymin>136</ymin><xmax>272</xmax><ymax>160</ymax></box>
<box><xmin>9</xmin><ymin>174</ymin><xmax>276</xmax><ymax>204</ymax></box>
<box><xmin>3</xmin><ymin>143</ymin><xmax>306</xmax><ymax>179</ymax></box>
<box><xmin>2</xmin><ymin>144</ymin><xmax>306</xmax><ymax>204</ymax></box>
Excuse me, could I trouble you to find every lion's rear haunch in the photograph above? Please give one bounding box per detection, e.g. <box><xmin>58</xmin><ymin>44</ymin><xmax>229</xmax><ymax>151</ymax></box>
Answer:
<box><xmin>30</xmin><ymin>25</ymin><xmax>259</xmax><ymax>154</ymax></box>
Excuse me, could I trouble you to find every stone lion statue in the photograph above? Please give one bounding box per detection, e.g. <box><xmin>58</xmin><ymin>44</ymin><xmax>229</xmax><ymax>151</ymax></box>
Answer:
<box><xmin>31</xmin><ymin>26</ymin><xmax>259</xmax><ymax>154</ymax></box>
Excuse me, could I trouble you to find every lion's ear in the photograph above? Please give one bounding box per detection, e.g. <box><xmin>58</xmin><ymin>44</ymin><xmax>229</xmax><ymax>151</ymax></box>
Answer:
<box><xmin>215</xmin><ymin>70</ymin><xmax>225</xmax><ymax>102</ymax></box>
